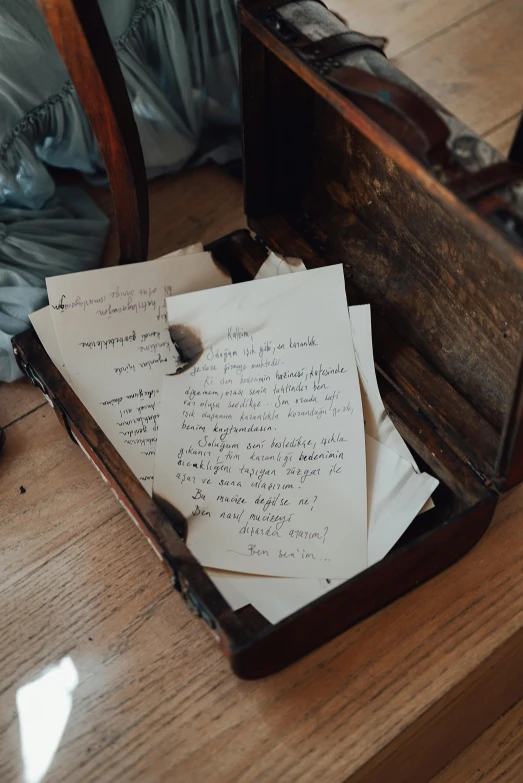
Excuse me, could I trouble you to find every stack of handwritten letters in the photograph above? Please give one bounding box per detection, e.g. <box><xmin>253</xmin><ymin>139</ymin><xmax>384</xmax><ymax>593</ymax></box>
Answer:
<box><xmin>31</xmin><ymin>244</ymin><xmax>437</xmax><ymax>623</ymax></box>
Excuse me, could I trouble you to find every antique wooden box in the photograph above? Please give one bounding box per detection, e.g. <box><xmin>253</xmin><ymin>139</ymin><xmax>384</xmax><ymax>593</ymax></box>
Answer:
<box><xmin>12</xmin><ymin>0</ymin><xmax>523</xmax><ymax>678</ymax></box>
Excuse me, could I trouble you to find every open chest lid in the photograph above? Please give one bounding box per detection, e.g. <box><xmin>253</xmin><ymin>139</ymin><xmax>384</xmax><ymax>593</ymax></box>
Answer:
<box><xmin>238</xmin><ymin>0</ymin><xmax>523</xmax><ymax>493</ymax></box>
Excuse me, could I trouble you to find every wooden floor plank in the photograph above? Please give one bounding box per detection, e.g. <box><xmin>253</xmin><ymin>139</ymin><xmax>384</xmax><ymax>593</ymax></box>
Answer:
<box><xmin>0</xmin><ymin>405</ymin><xmax>123</xmax><ymax>594</ymax></box>
<box><xmin>0</xmin><ymin>510</ymin><xmax>176</xmax><ymax>783</ymax></box>
<box><xmin>0</xmin><ymin>378</ymin><xmax>45</xmax><ymax>430</ymax></box>
<box><xmin>433</xmin><ymin>697</ymin><xmax>523</xmax><ymax>782</ymax></box>
<box><xmin>484</xmin><ymin>113</ymin><xmax>521</xmax><ymax>156</ymax></box>
<box><xmin>84</xmin><ymin>165</ymin><xmax>245</xmax><ymax>266</ymax></box>
<box><xmin>328</xmin><ymin>0</ymin><xmax>500</xmax><ymax>57</ymax></box>
<box><xmin>395</xmin><ymin>0</ymin><xmax>523</xmax><ymax>136</ymax></box>
<box><xmin>145</xmin><ymin>165</ymin><xmax>245</xmax><ymax>258</ymax></box>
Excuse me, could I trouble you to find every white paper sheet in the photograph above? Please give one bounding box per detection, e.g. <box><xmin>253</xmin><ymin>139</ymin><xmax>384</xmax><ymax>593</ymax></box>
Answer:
<box><xmin>46</xmin><ymin>250</ymin><xmax>231</xmax><ymax>493</ymax></box>
<box><xmin>168</xmin><ymin>243</ymin><xmax>204</xmax><ymax>257</ymax></box>
<box><xmin>256</xmin><ymin>273</ymin><xmax>433</xmax><ymax>508</ymax></box>
<box><xmin>365</xmin><ymin>436</ymin><xmax>437</xmax><ymax>564</ymax></box>
<box><xmin>202</xmin><ymin>291</ymin><xmax>438</xmax><ymax>622</ymax></box>
<box><xmin>256</xmin><ymin>269</ymin><xmax>430</xmax><ymax>486</ymax></box>
<box><xmin>31</xmin><ymin>243</ymin><xmax>205</xmax><ymax>388</ymax></box>
<box><xmin>208</xmin><ymin>434</ymin><xmax>437</xmax><ymax>623</ymax></box>
<box><xmin>154</xmin><ymin>264</ymin><xmax>368</xmax><ymax>579</ymax></box>
<box><xmin>254</xmin><ymin>251</ymin><xmax>307</xmax><ymax>279</ymax></box>
<box><xmin>349</xmin><ymin>304</ymin><xmax>433</xmax><ymax>512</ymax></box>
<box><xmin>29</xmin><ymin>306</ymin><xmax>73</xmax><ymax>386</ymax></box>
<box><xmin>32</xmin><ymin>244</ymin><xmax>437</xmax><ymax>623</ymax></box>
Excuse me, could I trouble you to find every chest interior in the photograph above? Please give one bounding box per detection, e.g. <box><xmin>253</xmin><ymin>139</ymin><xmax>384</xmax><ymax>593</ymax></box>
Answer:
<box><xmin>237</xmin><ymin>17</ymin><xmax>523</xmax><ymax>500</ymax></box>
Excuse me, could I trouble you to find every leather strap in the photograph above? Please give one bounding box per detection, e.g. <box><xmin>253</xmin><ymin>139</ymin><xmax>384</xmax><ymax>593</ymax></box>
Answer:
<box><xmin>327</xmin><ymin>66</ymin><xmax>450</xmax><ymax>166</ymax></box>
<box><xmin>468</xmin><ymin>194</ymin><xmax>523</xmax><ymax>249</ymax></box>
<box><xmin>450</xmin><ymin>161</ymin><xmax>523</xmax><ymax>201</ymax></box>
<box><xmin>250</xmin><ymin>0</ymin><xmax>523</xmax><ymax>229</ymax></box>
<box><xmin>249</xmin><ymin>0</ymin><xmax>326</xmax><ymax>12</ymax></box>
<box><xmin>296</xmin><ymin>31</ymin><xmax>387</xmax><ymax>61</ymax></box>
<box><xmin>473</xmin><ymin>193</ymin><xmax>510</xmax><ymax>218</ymax></box>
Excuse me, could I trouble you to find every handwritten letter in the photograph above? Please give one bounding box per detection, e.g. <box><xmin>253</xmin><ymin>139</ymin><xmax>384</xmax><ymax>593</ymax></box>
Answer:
<box><xmin>153</xmin><ymin>264</ymin><xmax>367</xmax><ymax>578</ymax></box>
<box><xmin>46</xmin><ymin>251</ymin><xmax>231</xmax><ymax>492</ymax></box>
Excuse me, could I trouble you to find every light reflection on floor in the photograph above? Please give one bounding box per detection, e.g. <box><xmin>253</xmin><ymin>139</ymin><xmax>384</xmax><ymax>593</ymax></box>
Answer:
<box><xmin>16</xmin><ymin>656</ymin><xmax>79</xmax><ymax>783</ymax></box>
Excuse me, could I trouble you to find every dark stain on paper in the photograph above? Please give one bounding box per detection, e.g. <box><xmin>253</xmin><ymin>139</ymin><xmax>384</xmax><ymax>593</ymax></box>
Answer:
<box><xmin>283</xmin><ymin>255</ymin><xmax>304</xmax><ymax>268</ymax></box>
<box><xmin>168</xmin><ymin>323</ymin><xmax>203</xmax><ymax>374</ymax></box>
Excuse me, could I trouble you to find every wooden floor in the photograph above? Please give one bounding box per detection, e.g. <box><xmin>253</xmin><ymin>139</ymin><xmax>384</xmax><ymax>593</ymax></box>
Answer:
<box><xmin>1</xmin><ymin>1</ymin><xmax>523</xmax><ymax>781</ymax></box>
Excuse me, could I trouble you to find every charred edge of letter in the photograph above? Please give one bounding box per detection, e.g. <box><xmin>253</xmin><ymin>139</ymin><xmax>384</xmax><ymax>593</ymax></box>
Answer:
<box><xmin>169</xmin><ymin>324</ymin><xmax>203</xmax><ymax>374</ymax></box>
<box><xmin>153</xmin><ymin>491</ymin><xmax>188</xmax><ymax>540</ymax></box>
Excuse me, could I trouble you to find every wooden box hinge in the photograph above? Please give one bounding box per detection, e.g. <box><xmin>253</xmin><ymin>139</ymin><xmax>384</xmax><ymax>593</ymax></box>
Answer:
<box><xmin>178</xmin><ymin>573</ymin><xmax>219</xmax><ymax>634</ymax></box>
<box><xmin>13</xmin><ymin>346</ymin><xmax>78</xmax><ymax>445</ymax></box>
<box><xmin>466</xmin><ymin>461</ymin><xmax>498</xmax><ymax>493</ymax></box>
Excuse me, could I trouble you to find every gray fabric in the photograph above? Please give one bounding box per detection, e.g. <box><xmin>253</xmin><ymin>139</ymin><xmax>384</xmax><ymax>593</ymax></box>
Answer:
<box><xmin>0</xmin><ymin>189</ymin><xmax>108</xmax><ymax>381</ymax></box>
<box><xmin>0</xmin><ymin>0</ymin><xmax>240</xmax><ymax>382</ymax></box>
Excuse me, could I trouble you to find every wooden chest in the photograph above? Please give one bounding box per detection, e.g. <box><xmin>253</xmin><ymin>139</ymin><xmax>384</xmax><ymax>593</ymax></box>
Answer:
<box><xmin>13</xmin><ymin>0</ymin><xmax>523</xmax><ymax>677</ymax></box>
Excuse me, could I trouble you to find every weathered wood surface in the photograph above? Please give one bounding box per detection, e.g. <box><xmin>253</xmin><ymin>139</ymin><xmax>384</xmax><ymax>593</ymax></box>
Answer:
<box><xmin>434</xmin><ymin>692</ymin><xmax>523</xmax><ymax>782</ymax></box>
<box><xmin>0</xmin><ymin>378</ymin><xmax>44</xmax><ymax>430</ymax></box>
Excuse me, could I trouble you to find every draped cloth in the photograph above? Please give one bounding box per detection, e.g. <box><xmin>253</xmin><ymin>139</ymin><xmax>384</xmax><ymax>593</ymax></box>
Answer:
<box><xmin>0</xmin><ymin>0</ymin><xmax>240</xmax><ymax>381</ymax></box>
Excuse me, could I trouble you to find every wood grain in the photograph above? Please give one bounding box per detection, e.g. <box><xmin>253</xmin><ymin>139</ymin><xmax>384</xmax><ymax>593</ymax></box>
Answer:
<box><xmin>0</xmin><ymin>405</ymin><xmax>122</xmax><ymax>592</ymax></box>
<box><xmin>485</xmin><ymin>113</ymin><xmax>522</xmax><ymax>156</ymax></box>
<box><xmin>0</xmin><ymin>378</ymin><xmax>44</xmax><ymax>429</ymax></box>
<box><xmin>241</xmin><ymin>10</ymin><xmax>523</xmax><ymax>463</ymax></box>
<box><xmin>433</xmin><ymin>696</ymin><xmax>523</xmax><ymax>782</ymax></box>
<box><xmin>395</xmin><ymin>0</ymin><xmax>523</xmax><ymax>137</ymax></box>
<box><xmin>144</xmin><ymin>166</ymin><xmax>245</xmax><ymax>259</ymax></box>
<box><xmin>328</xmin><ymin>0</ymin><xmax>500</xmax><ymax>57</ymax></box>
<box><xmin>67</xmin><ymin>163</ymin><xmax>245</xmax><ymax>267</ymax></box>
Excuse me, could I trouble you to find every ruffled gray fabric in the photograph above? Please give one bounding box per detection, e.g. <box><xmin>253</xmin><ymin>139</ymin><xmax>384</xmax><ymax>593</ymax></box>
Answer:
<box><xmin>0</xmin><ymin>189</ymin><xmax>109</xmax><ymax>381</ymax></box>
<box><xmin>0</xmin><ymin>0</ymin><xmax>240</xmax><ymax>382</ymax></box>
